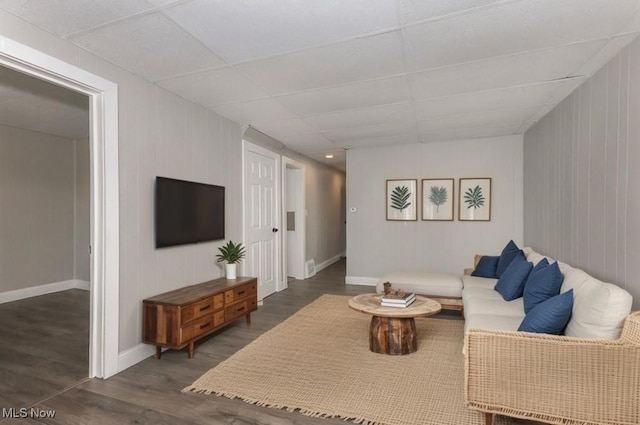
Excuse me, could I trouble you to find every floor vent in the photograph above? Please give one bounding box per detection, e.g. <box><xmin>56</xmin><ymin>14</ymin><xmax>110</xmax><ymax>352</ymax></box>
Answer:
<box><xmin>305</xmin><ymin>259</ymin><xmax>316</xmax><ymax>278</ymax></box>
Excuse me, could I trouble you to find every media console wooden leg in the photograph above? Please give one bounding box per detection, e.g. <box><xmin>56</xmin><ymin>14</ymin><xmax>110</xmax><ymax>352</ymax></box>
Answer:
<box><xmin>188</xmin><ymin>342</ymin><xmax>195</xmax><ymax>358</ymax></box>
<box><xmin>155</xmin><ymin>346</ymin><xmax>162</xmax><ymax>360</ymax></box>
<box><xmin>246</xmin><ymin>313</ymin><xmax>251</xmax><ymax>326</ymax></box>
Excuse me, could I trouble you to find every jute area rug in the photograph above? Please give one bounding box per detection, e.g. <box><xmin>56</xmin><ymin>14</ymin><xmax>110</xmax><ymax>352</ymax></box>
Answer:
<box><xmin>184</xmin><ymin>294</ymin><xmax>520</xmax><ymax>425</ymax></box>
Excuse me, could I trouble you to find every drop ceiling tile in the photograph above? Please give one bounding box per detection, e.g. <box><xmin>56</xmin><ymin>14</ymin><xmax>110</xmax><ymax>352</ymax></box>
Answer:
<box><xmin>416</xmin><ymin>106</ymin><xmax>542</xmax><ymax>133</ymax></box>
<box><xmin>237</xmin><ymin>31</ymin><xmax>404</xmax><ymax>95</ymax></box>
<box><xmin>294</xmin><ymin>141</ymin><xmax>345</xmax><ymax>153</ymax></box>
<box><xmin>322</xmin><ymin>121</ymin><xmax>413</xmax><ymax>142</ymax></box>
<box><xmin>146</xmin><ymin>0</ymin><xmax>182</xmax><ymax>6</ymax></box>
<box><xmin>281</xmin><ymin>133</ymin><xmax>334</xmax><ymax>146</ymax></box>
<box><xmin>622</xmin><ymin>7</ymin><xmax>640</xmax><ymax>32</ymax></box>
<box><xmin>413</xmin><ymin>81</ymin><xmax>568</xmax><ymax>119</ymax></box>
<box><xmin>339</xmin><ymin>133</ymin><xmax>419</xmax><ymax>149</ymax></box>
<box><xmin>574</xmin><ymin>33</ymin><xmax>640</xmax><ymax>76</ymax></box>
<box><xmin>250</xmin><ymin>118</ymin><xmax>316</xmax><ymax>140</ymax></box>
<box><xmin>163</xmin><ymin>0</ymin><xmax>399</xmax><ymax>63</ymax></box>
<box><xmin>210</xmin><ymin>98</ymin><xmax>295</xmax><ymax>123</ymax></box>
<box><xmin>418</xmin><ymin>125</ymin><xmax>522</xmax><ymax>143</ymax></box>
<box><xmin>403</xmin><ymin>0</ymin><xmax>638</xmax><ymax>72</ymax></box>
<box><xmin>157</xmin><ymin>66</ymin><xmax>270</xmax><ymax>106</ymax></box>
<box><xmin>0</xmin><ymin>0</ymin><xmax>155</xmax><ymax>37</ymax></box>
<box><xmin>276</xmin><ymin>76</ymin><xmax>411</xmax><ymax>115</ymax></box>
<box><xmin>407</xmin><ymin>39</ymin><xmax>608</xmax><ymax>99</ymax></box>
<box><xmin>303</xmin><ymin>103</ymin><xmax>414</xmax><ymax>131</ymax></box>
<box><xmin>399</xmin><ymin>0</ymin><xmax>508</xmax><ymax>25</ymax></box>
<box><xmin>70</xmin><ymin>13</ymin><xmax>224</xmax><ymax>81</ymax></box>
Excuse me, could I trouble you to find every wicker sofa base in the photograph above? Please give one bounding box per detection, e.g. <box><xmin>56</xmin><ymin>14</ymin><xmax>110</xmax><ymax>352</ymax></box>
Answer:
<box><xmin>463</xmin><ymin>249</ymin><xmax>637</xmax><ymax>425</ymax></box>
<box><xmin>465</xmin><ymin>313</ymin><xmax>640</xmax><ymax>425</ymax></box>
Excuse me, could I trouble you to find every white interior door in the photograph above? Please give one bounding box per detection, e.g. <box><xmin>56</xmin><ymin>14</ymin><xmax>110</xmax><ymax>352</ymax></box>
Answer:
<box><xmin>243</xmin><ymin>141</ymin><xmax>280</xmax><ymax>301</ymax></box>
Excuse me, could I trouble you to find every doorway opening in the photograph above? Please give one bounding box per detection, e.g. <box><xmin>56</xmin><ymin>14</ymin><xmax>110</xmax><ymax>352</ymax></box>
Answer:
<box><xmin>0</xmin><ymin>64</ymin><xmax>91</xmax><ymax>393</ymax></box>
<box><xmin>283</xmin><ymin>157</ymin><xmax>306</xmax><ymax>281</ymax></box>
<box><xmin>0</xmin><ymin>35</ymin><xmax>119</xmax><ymax>378</ymax></box>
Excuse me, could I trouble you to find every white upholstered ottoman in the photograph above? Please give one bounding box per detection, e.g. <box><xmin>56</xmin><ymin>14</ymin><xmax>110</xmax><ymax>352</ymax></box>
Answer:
<box><xmin>376</xmin><ymin>271</ymin><xmax>464</xmax><ymax>312</ymax></box>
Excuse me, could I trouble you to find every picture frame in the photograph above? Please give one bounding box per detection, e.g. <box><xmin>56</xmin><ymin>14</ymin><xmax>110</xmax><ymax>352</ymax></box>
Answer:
<box><xmin>386</xmin><ymin>179</ymin><xmax>417</xmax><ymax>221</ymax></box>
<box><xmin>459</xmin><ymin>178</ymin><xmax>492</xmax><ymax>221</ymax></box>
<box><xmin>421</xmin><ymin>178</ymin><xmax>454</xmax><ymax>221</ymax></box>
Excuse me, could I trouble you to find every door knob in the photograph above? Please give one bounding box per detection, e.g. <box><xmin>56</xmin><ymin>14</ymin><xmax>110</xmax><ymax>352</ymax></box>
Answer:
<box><xmin>272</xmin><ymin>228</ymin><xmax>279</xmax><ymax>233</ymax></box>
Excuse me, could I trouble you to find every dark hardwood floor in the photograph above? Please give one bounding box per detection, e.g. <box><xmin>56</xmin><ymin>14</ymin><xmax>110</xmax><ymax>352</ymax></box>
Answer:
<box><xmin>0</xmin><ymin>260</ymin><xmax>461</xmax><ymax>424</ymax></box>
<box><xmin>0</xmin><ymin>289</ymin><xmax>89</xmax><ymax>412</ymax></box>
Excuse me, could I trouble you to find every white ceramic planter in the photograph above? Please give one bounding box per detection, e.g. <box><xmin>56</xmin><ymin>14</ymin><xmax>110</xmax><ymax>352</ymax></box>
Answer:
<box><xmin>226</xmin><ymin>263</ymin><xmax>237</xmax><ymax>279</ymax></box>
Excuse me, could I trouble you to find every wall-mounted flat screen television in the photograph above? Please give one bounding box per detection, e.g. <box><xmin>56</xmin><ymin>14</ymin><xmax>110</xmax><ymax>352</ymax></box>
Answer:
<box><xmin>155</xmin><ymin>176</ymin><xmax>225</xmax><ymax>248</ymax></box>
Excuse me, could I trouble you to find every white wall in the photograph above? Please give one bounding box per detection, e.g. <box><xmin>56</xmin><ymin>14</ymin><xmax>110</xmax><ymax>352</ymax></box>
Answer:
<box><xmin>523</xmin><ymin>37</ymin><xmax>640</xmax><ymax>309</ymax></box>
<box><xmin>0</xmin><ymin>125</ymin><xmax>77</xmax><ymax>292</ymax></box>
<box><xmin>0</xmin><ymin>10</ymin><xmax>243</xmax><ymax>355</ymax></box>
<box><xmin>346</xmin><ymin>135</ymin><xmax>523</xmax><ymax>283</ymax></box>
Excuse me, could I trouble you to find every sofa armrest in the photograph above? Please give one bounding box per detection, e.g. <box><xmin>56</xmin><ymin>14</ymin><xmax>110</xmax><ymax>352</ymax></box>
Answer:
<box><xmin>464</xmin><ymin>312</ymin><xmax>640</xmax><ymax>425</ymax></box>
<box><xmin>464</xmin><ymin>254</ymin><xmax>484</xmax><ymax>275</ymax></box>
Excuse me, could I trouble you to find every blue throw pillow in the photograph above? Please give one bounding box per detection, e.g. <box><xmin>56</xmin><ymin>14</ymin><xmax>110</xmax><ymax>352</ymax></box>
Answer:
<box><xmin>496</xmin><ymin>240</ymin><xmax>522</xmax><ymax>278</ymax></box>
<box><xmin>518</xmin><ymin>289</ymin><xmax>574</xmax><ymax>334</ymax></box>
<box><xmin>494</xmin><ymin>254</ymin><xmax>532</xmax><ymax>301</ymax></box>
<box><xmin>523</xmin><ymin>260</ymin><xmax>564</xmax><ymax>313</ymax></box>
<box><xmin>471</xmin><ymin>255</ymin><xmax>500</xmax><ymax>278</ymax></box>
<box><xmin>528</xmin><ymin>258</ymin><xmax>550</xmax><ymax>276</ymax></box>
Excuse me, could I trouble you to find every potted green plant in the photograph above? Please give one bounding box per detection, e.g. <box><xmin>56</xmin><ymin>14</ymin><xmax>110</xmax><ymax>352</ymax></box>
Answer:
<box><xmin>216</xmin><ymin>240</ymin><xmax>246</xmax><ymax>279</ymax></box>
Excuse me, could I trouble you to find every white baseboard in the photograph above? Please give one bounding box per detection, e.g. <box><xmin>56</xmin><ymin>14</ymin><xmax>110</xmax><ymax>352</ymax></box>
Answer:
<box><xmin>118</xmin><ymin>343</ymin><xmax>159</xmax><ymax>373</ymax></box>
<box><xmin>345</xmin><ymin>276</ymin><xmax>379</xmax><ymax>286</ymax></box>
<box><xmin>0</xmin><ymin>279</ymin><xmax>90</xmax><ymax>304</ymax></box>
<box><xmin>74</xmin><ymin>280</ymin><xmax>90</xmax><ymax>290</ymax></box>
<box><xmin>315</xmin><ymin>254</ymin><xmax>343</xmax><ymax>273</ymax></box>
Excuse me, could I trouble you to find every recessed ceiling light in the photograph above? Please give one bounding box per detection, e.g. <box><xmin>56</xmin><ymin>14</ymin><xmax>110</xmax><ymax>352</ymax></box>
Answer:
<box><xmin>325</xmin><ymin>154</ymin><xmax>334</xmax><ymax>159</ymax></box>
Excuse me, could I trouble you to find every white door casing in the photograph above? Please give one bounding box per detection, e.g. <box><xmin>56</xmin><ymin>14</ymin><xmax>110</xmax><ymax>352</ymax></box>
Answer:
<box><xmin>243</xmin><ymin>141</ymin><xmax>280</xmax><ymax>300</ymax></box>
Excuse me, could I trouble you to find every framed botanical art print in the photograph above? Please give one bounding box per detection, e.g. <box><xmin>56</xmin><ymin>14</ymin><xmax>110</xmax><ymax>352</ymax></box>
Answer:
<box><xmin>459</xmin><ymin>178</ymin><xmax>491</xmax><ymax>221</ymax></box>
<box><xmin>386</xmin><ymin>179</ymin><xmax>417</xmax><ymax>221</ymax></box>
<box><xmin>422</xmin><ymin>178</ymin><xmax>454</xmax><ymax>221</ymax></box>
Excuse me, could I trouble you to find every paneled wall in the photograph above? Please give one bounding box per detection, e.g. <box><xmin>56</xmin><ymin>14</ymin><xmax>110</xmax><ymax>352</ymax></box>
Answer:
<box><xmin>523</xmin><ymin>37</ymin><xmax>640</xmax><ymax>309</ymax></box>
<box><xmin>0</xmin><ymin>125</ymin><xmax>76</xmax><ymax>291</ymax></box>
<box><xmin>346</xmin><ymin>135</ymin><xmax>523</xmax><ymax>282</ymax></box>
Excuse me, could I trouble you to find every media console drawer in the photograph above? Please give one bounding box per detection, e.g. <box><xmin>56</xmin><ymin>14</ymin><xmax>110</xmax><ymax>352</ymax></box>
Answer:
<box><xmin>143</xmin><ymin>276</ymin><xmax>258</xmax><ymax>359</ymax></box>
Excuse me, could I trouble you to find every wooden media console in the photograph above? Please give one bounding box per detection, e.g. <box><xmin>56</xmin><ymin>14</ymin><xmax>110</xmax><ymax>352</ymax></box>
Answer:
<box><xmin>143</xmin><ymin>276</ymin><xmax>257</xmax><ymax>358</ymax></box>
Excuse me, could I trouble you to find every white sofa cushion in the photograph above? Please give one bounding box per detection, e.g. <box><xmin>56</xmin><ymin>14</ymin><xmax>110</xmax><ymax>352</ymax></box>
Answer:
<box><xmin>462</xmin><ymin>275</ymin><xmax>497</xmax><ymax>290</ymax></box>
<box><xmin>523</xmin><ymin>247</ymin><xmax>632</xmax><ymax>339</ymax></box>
<box><xmin>465</xmin><ymin>298</ymin><xmax>525</xmax><ymax>318</ymax></box>
<box><xmin>462</xmin><ymin>285</ymin><xmax>500</xmax><ymax>301</ymax></box>
<box><xmin>561</xmin><ymin>267</ymin><xmax>632</xmax><ymax>339</ymax></box>
<box><xmin>463</xmin><ymin>313</ymin><xmax>524</xmax><ymax>355</ymax></box>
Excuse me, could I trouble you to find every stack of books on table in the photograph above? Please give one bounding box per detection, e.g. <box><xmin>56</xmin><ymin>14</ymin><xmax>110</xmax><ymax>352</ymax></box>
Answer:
<box><xmin>381</xmin><ymin>292</ymin><xmax>416</xmax><ymax>308</ymax></box>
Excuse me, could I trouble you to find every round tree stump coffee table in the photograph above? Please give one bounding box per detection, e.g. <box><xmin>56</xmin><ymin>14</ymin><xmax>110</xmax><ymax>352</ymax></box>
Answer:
<box><xmin>348</xmin><ymin>293</ymin><xmax>442</xmax><ymax>355</ymax></box>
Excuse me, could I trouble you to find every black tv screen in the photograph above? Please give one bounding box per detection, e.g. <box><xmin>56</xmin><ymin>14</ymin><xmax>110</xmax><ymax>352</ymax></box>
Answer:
<box><xmin>155</xmin><ymin>177</ymin><xmax>225</xmax><ymax>248</ymax></box>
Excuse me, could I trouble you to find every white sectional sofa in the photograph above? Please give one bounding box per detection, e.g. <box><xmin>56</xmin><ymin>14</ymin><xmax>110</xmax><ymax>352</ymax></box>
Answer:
<box><xmin>464</xmin><ymin>246</ymin><xmax>637</xmax><ymax>425</ymax></box>
<box><xmin>462</xmin><ymin>247</ymin><xmax>632</xmax><ymax>340</ymax></box>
